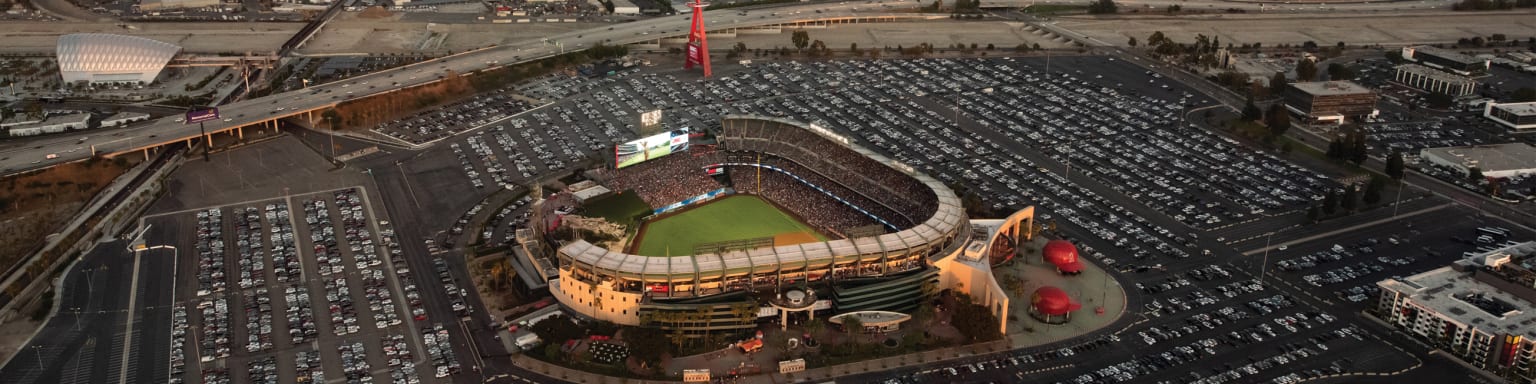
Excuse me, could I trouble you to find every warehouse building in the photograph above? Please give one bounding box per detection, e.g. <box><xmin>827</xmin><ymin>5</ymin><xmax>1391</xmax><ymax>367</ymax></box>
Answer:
<box><xmin>1485</xmin><ymin>102</ymin><xmax>1536</xmax><ymax>131</ymax></box>
<box><xmin>1401</xmin><ymin>46</ymin><xmax>1490</xmax><ymax>76</ymax></box>
<box><xmin>1375</xmin><ymin>242</ymin><xmax>1536</xmax><ymax>384</ymax></box>
<box><xmin>1420</xmin><ymin>143</ymin><xmax>1536</xmax><ymax>179</ymax></box>
<box><xmin>3</xmin><ymin>113</ymin><xmax>91</xmax><ymax>137</ymax></box>
<box><xmin>1283</xmin><ymin>81</ymin><xmax>1379</xmax><ymax>124</ymax></box>
<box><xmin>1393</xmin><ymin>64</ymin><xmax>1479</xmax><ymax>97</ymax></box>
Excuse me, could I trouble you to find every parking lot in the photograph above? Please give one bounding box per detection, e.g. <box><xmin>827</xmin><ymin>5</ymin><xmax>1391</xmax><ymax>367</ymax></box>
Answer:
<box><xmin>153</xmin><ymin>186</ymin><xmax>441</xmax><ymax>384</ymax></box>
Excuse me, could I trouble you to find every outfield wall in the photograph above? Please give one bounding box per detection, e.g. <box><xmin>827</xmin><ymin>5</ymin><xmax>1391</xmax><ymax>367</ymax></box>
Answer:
<box><xmin>651</xmin><ymin>187</ymin><xmax>733</xmax><ymax>215</ymax></box>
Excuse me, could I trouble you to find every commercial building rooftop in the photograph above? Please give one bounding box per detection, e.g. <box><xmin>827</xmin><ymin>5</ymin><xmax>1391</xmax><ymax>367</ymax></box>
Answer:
<box><xmin>1410</xmin><ymin>45</ymin><xmax>1483</xmax><ymax>65</ymax></box>
<box><xmin>1379</xmin><ymin>242</ymin><xmax>1536</xmax><ymax>339</ymax></box>
<box><xmin>1394</xmin><ymin>64</ymin><xmax>1476</xmax><ymax>83</ymax></box>
<box><xmin>1493</xmin><ymin>102</ymin><xmax>1536</xmax><ymax>117</ymax></box>
<box><xmin>1420</xmin><ymin>142</ymin><xmax>1536</xmax><ymax>174</ymax></box>
<box><xmin>1289</xmin><ymin>81</ymin><xmax>1374</xmax><ymax>96</ymax></box>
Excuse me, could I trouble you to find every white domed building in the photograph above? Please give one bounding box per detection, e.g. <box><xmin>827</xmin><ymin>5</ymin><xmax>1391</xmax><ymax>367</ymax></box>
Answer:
<box><xmin>56</xmin><ymin>34</ymin><xmax>181</xmax><ymax>85</ymax></box>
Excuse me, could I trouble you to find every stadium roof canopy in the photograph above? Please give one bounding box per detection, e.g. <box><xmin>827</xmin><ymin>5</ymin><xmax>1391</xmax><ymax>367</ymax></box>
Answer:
<box><xmin>56</xmin><ymin>33</ymin><xmax>181</xmax><ymax>84</ymax></box>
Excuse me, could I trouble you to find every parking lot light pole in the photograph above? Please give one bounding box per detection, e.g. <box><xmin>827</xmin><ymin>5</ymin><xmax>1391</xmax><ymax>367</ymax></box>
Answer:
<box><xmin>1392</xmin><ymin>179</ymin><xmax>1406</xmax><ymax>217</ymax></box>
<box><xmin>32</xmin><ymin>345</ymin><xmax>44</xmax><ymax>370</ymax></box>
<box><xmin>1258</xmin><ymin>232</ymin><xmax>1275</xmax><ymax>287</ymax></box>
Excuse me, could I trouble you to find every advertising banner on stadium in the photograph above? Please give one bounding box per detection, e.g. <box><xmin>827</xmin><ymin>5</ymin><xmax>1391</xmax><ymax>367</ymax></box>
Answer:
<box><xmin>614</xmin><ymin>129</ymin><xmax>690</xmax><ymax>169</ymax></box>
<box><xmin>652</xmin><ymin>187</ymin><xmax>732</xmax><ymax>215</ymax></box>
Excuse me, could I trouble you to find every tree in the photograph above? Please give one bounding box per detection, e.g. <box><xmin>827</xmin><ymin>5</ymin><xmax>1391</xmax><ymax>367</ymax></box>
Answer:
<box><xmin>1341</xmin><ymin>186</ymin><xmax>1359</xmax><ymax>212</ymax></box>
<box><xmin>624</xmin><ymin>326</ymin><xmax>670</xmax><ymax>367</ymax></box>
<box><xmin>1242</xmin><ymin>93</ymin><xmax>1262</xmax><ymax>121</ymax></box>
<box><xmin>1426</xmin><ymin>92</ymin><xmax>1455</xmax><ymax>109</ymax></box>
<box><xmin>1295</xmin><ymin>59</ymin><xmax>1318</xmax><ymax>82</ymax></box>
<box><xmin>1307</xmin><ymin>205</ymin><xmax>1321</xmax><ymax>222</ymax></box>
<box><xmin>1301</xmin><ymin>41</ymin><xmax>1319</xmax><ymax>52</ymax></box>
<box><xmin>1322</xmin><ymin>191</ymin><xmax>1339</xmax><ymax>214</ymax></box>
<box><xmin>950</xmin><ymin>294</ymin><xmax>1002</xmax><ymax>343</ymax></box>
<box><xmin>1265</xmin><ymin>104</ymin><xmax>1291</xmax><ymax>137</ymax></box>
<box><xmin>1350</xmin><ymin>132</ymin><xmax>1369</xmax><ymax>165</ymax></box>
<box><xmin>1148</xmin><ymin>31</ymin><xmax>1166</xmax><ymax>46</ymax></box>
<box><xmin>1326</xmin><ymin>63</ymin><xmax>1355</xmax><ymax>81</ymax></box>
<box><xmin>1364</xmin><ymin>177</ymin><xmax>1386</xmax><ymax>205</ymax></box>
<box><xmin>1269</xmin><ymin>72</ymin><xmax>1288</xmax><ymax>95</ymax></box>
<box><xmin>1385</xmin><ymin>50</ymin><xmax>1405</xmax><ymax>64</ymax></box>
<box><xmin>791</xmin><ymin>30</ymin><xmax>810</xmax><ymax>51</ymax></box>
<box><xmin>1512</xmin><ymin>87</ymin><xmax>1536</xmax><ymax>102</ymax></box>
<box><xmin>1385</xmin><ymin>152</ymin><xmax>1406</xmax><ymax>180</ymax></box>
<box><xmin>1127</xmin><ymin>37</ymin><xmax>1138</xmax><ymax>47</ymax></box>
<box><xmin>850</xmin><ymin>42</ymin><xmax>859</xmax><ymax>54</ymax></box>
<box><xmin>1088</xmin><ymin>0</ymin><xmax>1118</xmax><ymax>13</ymax></box>
<box><xmin>843</xmin><ymin>316</ymin><xmax>864</xmax><ymax>344</ymax></box>
<box><xmin>1468</xmin><ymin>167</ymin><xmax>1484</xmax><ymax>181</ymax></box>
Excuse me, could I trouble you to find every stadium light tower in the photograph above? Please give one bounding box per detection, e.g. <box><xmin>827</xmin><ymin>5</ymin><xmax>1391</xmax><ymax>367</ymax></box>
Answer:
<box><xmin>684</xmin><ymin>0</ymin><xmax>712</xmax><ymax>77</ymax></box>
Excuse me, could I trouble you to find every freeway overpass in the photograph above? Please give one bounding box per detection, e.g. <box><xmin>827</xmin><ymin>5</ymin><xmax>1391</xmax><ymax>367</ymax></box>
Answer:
<box><xmin>0</xmin><ymin>5</ymin><xmax>941</xmax><ymax>176</ymax></box>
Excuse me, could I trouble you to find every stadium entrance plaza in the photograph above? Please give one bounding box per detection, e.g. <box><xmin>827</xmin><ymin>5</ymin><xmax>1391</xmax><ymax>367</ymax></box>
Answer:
<box><xmin>648</xmin><ymin>237</ymin><xmax>1128</xmax><ymax>382</ymax></box>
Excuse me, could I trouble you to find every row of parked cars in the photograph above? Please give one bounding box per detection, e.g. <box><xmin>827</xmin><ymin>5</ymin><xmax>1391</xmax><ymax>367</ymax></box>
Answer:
<box><xmin>193</xmin><ymin>210</ymin><xmax>234</xmax><ymax>363</ymax></box>
<box><xmin>294</xmin><ymin>350</ymin><xmax>324</xmax><ymax>384</ymax></box>
<box><xmin>482</xmin><ymin>196</ymin><xmax>533</xmax><ymax>247</ymax></box>
<box><xmin>707</xmin><ymin>60</ymin><xmax>1197</xmax><ymax>264</ymax></box>
<box><xmin>247</xmin><ymin>356</ymin><xmax>278</xmax><ymax>384</ymax></box>
<box><xmin>1301</xmin><ymin>262</ymin><xmax>1386</xmax><ymax>287</ymax></box>
<box><xmin>424</xmin><ymin>323</ymin><xmax>462</xmax><ymax>378</ymax></box>
<box><xmin>284</xmin><ymin>284</ymin><xmax>320</xmax><ymax>344</ymax></box>
<box><xmin>338</xmin><ymin>341</ymin><xmax>373</xmax><ymax>383</ymax></box>
<box><xmin>434</xmin><ymin>258</ymin><xmax>471</xmax><ymax>316</ymax></box>
<box><xmin>383</xmin><ymin>333</ymin><xmax>422</xmax><ymax>384</ymax></box>
<box><xmin>194</xmin><ymin>208</ymin><xmax>228</xmax><ymax>297</ymax></box>
<box><xmin>334</xmin><ymin>188</ymin><xmax>405</xmax><ymax>330</ymax></box>
<box><xmin>233</xmin><ymin>206</ymin><xmax>268</xmax><ymax>289</ymax></box>
<box><xmin>914</xmin><ymin>335</ymin><xmax>1119</xmax><ymax>380</ymax></box>
<box><xmin>303</xmin><ymin>198</ymin><xmax>362</xmax><ymax>336</ymax></box>
<box><xmin>1073</xmin><ymin>308</ymin><xmax>1338</xmax><ymax>384</ymax></box>
<box><xmin>373</xmin><ymin>89</ymin><xmax>536</xmax><ymax>144</ymax></box>
<box><xmin>169</xmin><ymin>305</ymin><xmax>189</xmax><ymax>382</ymax></box>
<box><xmin>242</xmin><ymin>287</ymin><xmax>274</xmax><ymax>353</ymax></box>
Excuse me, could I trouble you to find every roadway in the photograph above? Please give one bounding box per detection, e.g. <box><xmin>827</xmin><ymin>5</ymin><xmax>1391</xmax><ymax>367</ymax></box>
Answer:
<box><xmin>0</xmin><ymin>4</ymin><xmax>942</xmax><ymax>176</ymax></box>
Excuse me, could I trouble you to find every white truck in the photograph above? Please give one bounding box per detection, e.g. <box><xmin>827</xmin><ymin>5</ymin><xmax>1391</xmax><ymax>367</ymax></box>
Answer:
<box><xmin>515</xmin><ymin>333</ymin><xmax>542</xmax><ymax>350</ymax></box>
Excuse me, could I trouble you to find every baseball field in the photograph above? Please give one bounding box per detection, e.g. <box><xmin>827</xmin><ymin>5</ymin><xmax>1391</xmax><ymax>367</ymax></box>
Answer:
<box><xmin>632</xmin><ymin>195</ymin><xmax>825</xmax><ymax>256</ymax></box>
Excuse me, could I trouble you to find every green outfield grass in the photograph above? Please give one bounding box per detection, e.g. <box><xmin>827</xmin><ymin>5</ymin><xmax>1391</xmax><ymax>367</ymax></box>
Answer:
<box><xmin>633</xmin><ymin>195</ymin><xmax>825</xmax><ymax>256</ymax></box>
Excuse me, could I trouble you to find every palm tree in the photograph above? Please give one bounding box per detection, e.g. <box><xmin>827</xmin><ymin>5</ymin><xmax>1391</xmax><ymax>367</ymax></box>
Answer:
<box><xmin>669</xmin><ymin>328</ymin><xmax>688</xmax><ymax>351</ymax></box>
<box><xmin>843</xmin><ymin>316</ymin><xmax>864</xmax><ymax>344</ymax></box>
<box><xmin>696</xmin><ymin>306</ymin><xmax>714</xmax><ymax>343</ymax></box>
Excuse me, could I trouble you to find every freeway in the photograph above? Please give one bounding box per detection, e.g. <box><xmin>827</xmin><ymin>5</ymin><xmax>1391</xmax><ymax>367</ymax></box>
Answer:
<box><xmin>0</xmin><ymin>4</ymin><xmax>941</xmax><ymax>176</ymax></box>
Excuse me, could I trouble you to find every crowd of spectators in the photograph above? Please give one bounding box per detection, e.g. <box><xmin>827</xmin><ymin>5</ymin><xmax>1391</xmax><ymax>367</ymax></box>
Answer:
<box><xmin>728</xmin><ymin>159</ymin><xmax>880</xmax><ymax>235</ymax></box>
<box><xmin>720</xmin><ymin>118</ymin><xmax>939</xmax><ymax>227</ymax></box>
<box><xmin>598</xmin><ymin>150</ymin><xmax>726</xmax><ymax>208</ymax></box>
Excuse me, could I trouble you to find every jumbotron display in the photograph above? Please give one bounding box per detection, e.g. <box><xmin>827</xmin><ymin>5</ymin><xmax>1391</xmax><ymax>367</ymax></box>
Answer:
<box><xmin>614</xmin><ymin>129</ymin><xmax>690</xmax><ymax>169</ymax></box>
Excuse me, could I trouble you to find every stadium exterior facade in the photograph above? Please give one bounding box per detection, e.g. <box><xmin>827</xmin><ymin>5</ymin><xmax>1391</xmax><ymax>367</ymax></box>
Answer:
<box><xmin>56</xmin><ymin>34</ymin><xmax>181</xmax><ymax>85</ymax></box>
<box><xmin>547</xmin><ymin>116</ymin><xmax>1031</xmax><ymax>336</ymax></box>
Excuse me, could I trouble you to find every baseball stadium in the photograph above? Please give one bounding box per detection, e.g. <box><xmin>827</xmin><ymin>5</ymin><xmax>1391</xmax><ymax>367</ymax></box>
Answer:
<box><xmin>538</xmin><ymin>115</ymin><xmax>1046</xmax><ymax>335</ymax></box>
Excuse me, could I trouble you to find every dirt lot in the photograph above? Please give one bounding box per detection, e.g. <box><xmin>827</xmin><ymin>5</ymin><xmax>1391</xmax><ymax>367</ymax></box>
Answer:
<box><xmin>0</xmin><ymin>21</ymin><xmax>301</xmax><ymax>54</ymax></box>
<box><xmin>0</xmin><ymin>157</ymin><xmax>137</xmax><ymax>275</ymax></box>
<box><xmin>1055</xmin><ymin>11</ymin><xmax>1536</xmax><ymax>47</ymax></box>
